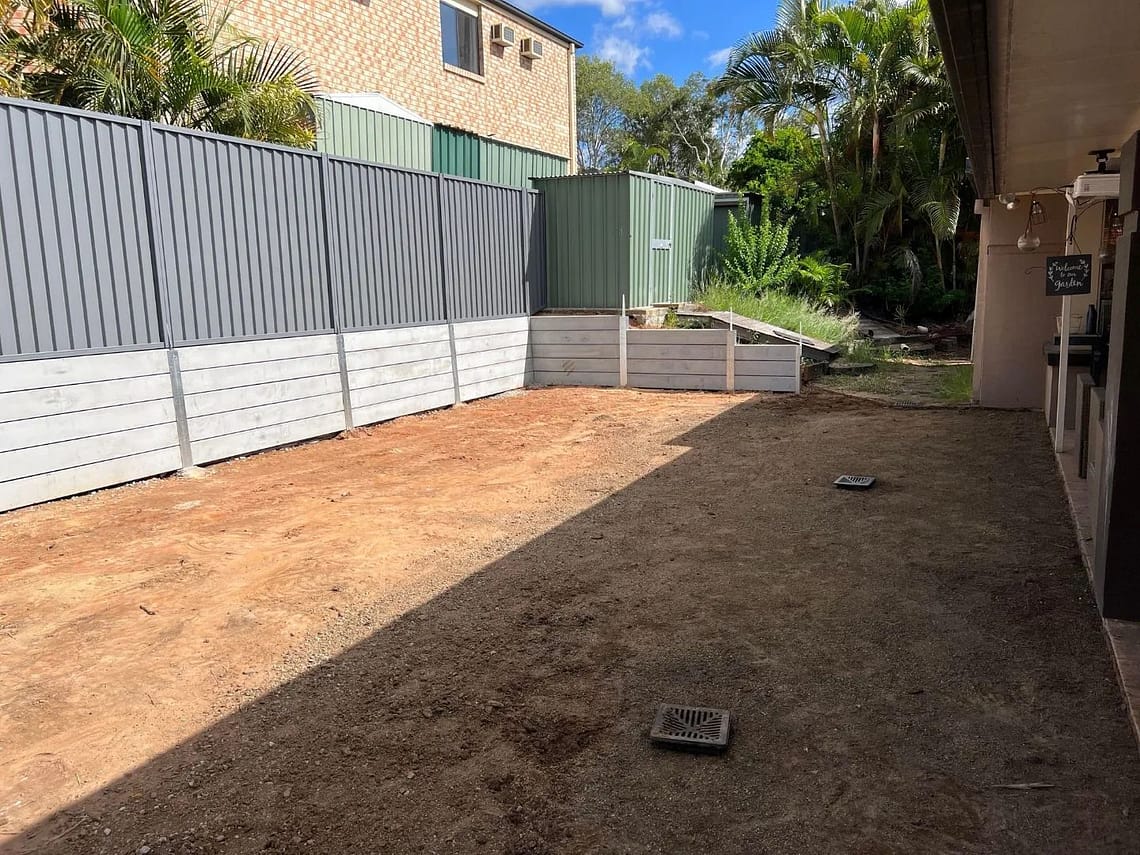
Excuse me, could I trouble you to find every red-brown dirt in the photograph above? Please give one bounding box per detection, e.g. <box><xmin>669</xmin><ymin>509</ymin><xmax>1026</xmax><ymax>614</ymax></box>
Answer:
<box><xmin>1</xmin><ymin>387</ymin><xmax>1138</xmax><ymax>854</ymax></box>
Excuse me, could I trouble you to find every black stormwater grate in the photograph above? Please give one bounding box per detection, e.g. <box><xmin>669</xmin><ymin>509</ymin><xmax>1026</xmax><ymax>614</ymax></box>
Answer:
<box><xmin>834</xmin><ymin>475</ymin><xmax>876</xmax><ymax>489</ymax></box>
<box><xmin>649</xmin><ymin>704</ymin><xmax>731</xmax><ymax>752</ymax></box>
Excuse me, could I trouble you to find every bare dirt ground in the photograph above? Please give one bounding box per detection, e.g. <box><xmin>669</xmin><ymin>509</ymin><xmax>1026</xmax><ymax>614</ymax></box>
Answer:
<box><xmin>817</xmin><ymin>353</ymin><xmax>974</xmax><ymax>407</ymax></box>
<box><xmin>2</xmin><ymin>386</ymin><xmax>1139</xmax><ymax>854</ymax></box>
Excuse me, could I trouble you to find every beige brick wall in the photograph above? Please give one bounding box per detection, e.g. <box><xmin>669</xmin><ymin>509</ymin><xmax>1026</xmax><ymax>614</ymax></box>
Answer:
<box><xmin>215</xmin><ymin>0</ymin><xmax>576</xmax><ymax>161</ymax></box>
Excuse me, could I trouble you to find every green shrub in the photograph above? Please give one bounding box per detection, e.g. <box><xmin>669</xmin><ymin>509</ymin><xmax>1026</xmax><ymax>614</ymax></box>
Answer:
<box><xmin>791</xmin><ymin>254</ymin><xmax>851</xmax><ymax>307</ymax></box>
<box><xmin>720</xmin><ymin>206</ymin><xmax>799</xmax><ymax>292</ymax></box>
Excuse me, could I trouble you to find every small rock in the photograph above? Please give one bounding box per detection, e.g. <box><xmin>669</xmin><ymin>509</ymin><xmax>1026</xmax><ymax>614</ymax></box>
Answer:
<box><xmin>104</xmin><ymin>828</ymin><xmax>112</xmax><ymax>836</ymax></box>
<box><xmin>405</xmin><ymin>770</ymin><xmax>415</xmax><ymax>780</ymax></box>
<box><xmin>138</xmin><ymin>847</ymin><xmax>152</xmax><ymax>855</ymax></box>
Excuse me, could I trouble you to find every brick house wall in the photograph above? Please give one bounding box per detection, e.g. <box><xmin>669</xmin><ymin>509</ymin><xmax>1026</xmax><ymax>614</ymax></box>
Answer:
<box><xmin>214</xmin><ymin>0</ymin><xmax>577</xmax><ymax>163</ymax></box>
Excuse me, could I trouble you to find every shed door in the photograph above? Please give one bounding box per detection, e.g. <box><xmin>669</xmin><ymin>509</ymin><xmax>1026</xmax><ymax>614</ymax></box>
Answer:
<box><xmin>649</xmin><ymin>181</ymin><xmax>674</xmax><ymax>305</ymax></box>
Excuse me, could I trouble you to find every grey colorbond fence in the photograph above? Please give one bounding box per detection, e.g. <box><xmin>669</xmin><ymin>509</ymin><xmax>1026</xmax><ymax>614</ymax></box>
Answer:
<box><xmin>0</xmin><ymin>100</ymin><xmax>162</xmax><ymax>356</ymax></box>
<box><xmin>0</xmin><ymin>97</ymin><xmax>541</xmax><ymax>360</ymax></box>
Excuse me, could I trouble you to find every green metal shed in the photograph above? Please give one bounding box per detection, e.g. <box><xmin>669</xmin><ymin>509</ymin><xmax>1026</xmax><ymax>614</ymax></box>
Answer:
<box><xmin>316</xmin><ymin>93</ymin><xmax>433</xmax><ymax>172</ymax></box>
<box><xmin>534</xmin><ymin>171</ymin><xmax>718</xmax><ymax>309</ymax></box>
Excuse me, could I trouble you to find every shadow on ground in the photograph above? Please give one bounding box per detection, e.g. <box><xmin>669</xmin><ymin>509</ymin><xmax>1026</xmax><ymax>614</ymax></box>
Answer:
<box><xmin>8</xmin><ymin>393</ymin><xmax>1140</xmax><ymax>854</ymax></box>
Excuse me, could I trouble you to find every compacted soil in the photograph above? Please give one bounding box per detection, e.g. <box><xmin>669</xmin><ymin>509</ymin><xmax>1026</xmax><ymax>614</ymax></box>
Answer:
<box><xmin>1</xmin><ymin>387</ymin><xmax>1138</xmax><ymax>854</ymax></box>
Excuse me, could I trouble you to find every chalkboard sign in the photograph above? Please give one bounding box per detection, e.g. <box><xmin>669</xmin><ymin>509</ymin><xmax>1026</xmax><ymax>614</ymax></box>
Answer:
<box><xmin>1045</xmin><ymin>254</ymin><xmax>1093</xmax><ymax>296</ymax></box>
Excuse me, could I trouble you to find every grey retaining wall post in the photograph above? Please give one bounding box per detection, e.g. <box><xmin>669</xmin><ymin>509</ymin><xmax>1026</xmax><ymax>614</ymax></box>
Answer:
<box><xmin>619</xmin><ymin>295</ymin><xmax>629</xmax><ymax>387</ymax></box>
<box><xmin>318</xmin><ymin>154</ymin><xmax>354</xmax><ymax>429</ymax></box>
<box><xmin>166</xmin><ymin>349</ymin><xmax>194</xmax><ymax>469</ymax></box>
<box><xmin>725</xmin><ymin>325</ymin><xmax>735</xmax><ymax>392</ymax></box>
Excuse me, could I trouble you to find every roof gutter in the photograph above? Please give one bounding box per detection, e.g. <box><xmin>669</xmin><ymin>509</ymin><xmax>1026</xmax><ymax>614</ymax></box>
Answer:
<box><xmin>928</xmin><ymin>0</ymin><xmax>997</xmax><ymax>198</ymax></box>
<box><xmin>487</xmin><ymin>0</ymin><xmax>584</xmax><ymax>48</ymax></box>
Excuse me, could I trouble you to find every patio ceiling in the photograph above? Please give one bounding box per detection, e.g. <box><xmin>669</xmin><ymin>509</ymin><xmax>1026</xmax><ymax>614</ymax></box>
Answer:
<box><xmin>930</xmin><ymin>0</ymin><xmax>1140</xmax><ymax>197</ymax></box>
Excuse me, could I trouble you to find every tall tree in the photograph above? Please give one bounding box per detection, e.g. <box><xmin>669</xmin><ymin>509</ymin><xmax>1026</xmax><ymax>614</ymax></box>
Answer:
<box><xmin>716</xmin><ymin>0</ymin><xmax>846</xmax><ymax>243</ymax></box>
<box><xmin>716</xmin><ymin>0</ymin><xmax>970</xmax><ymax>313</ymax></box>
<box><xmin>575</xmin><ymin>55</ymin><xmax>639</xmax><ymax>172</ymax></box>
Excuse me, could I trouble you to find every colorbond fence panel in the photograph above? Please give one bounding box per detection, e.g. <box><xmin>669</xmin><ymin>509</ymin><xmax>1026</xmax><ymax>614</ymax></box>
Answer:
<box><xmin>150</xmin><ymin>128</ymin><xmax>332</xmax><ymax>343</ymax></box>
<box><xmin>525</xmin><ymin>191</ymin><xmax>548</xmax><ymax>312</ymax></box>
<box><xmin>0</xmin><ymin>101</ymin><xmax>161</xmax><ymax>357</ymax></box>
<box><xmin>442</xmin><ymin>180</ymin><xmax>527</xmax><ymax>321</ymax></box>
<box><xmin>529</xmin><ymin>315</ymin><xmax>621</xmax><ymax>387</ymax></box>
<box><xmin>177</xmin><ymin>335</ymin><xmax>346</xmax><ymax>464</ymax></box>
<box><xmin>343</xmin><ymin>325</ymin><xmax>457</xmax><ymax>426</ymax></box>
<box><xmin>0</xmin><ymin>350</ymin><xmax>182</xmax><ymax>510</ymax></box>
<box><xmin>327</xmin><ymin>161</ymin><xmax>446</xmax><ymax>329</ymax></box>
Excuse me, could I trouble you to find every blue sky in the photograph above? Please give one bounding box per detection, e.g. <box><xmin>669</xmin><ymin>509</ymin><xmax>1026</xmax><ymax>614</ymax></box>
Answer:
<box><xmin>516</xmin><ymin>0</ymin><xmax>780</xmax><ymax>82</ymax></box>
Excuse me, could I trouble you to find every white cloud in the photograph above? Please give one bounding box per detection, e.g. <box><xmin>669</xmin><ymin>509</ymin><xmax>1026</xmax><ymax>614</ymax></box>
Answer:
<box><xmin>521</xmin><ymin>0</ymin><xmax>635</xmax><ymax>16</ymax></box>
<box><xmin>645</xmin><ymin>10</ymin><xmax>682</xmax><ymax>38</ymax></box>
<box><xmin>597</xmin><ymin>34</ymin><xmax>650</xmax><ymax>75</ymax></box>
<box><xmin>691</xmin><ymin>29</ymin><xmax>710</xmax><ymax>41</ymax></box>
<box><xmin>707</xmin><ymin>46</ymin><xmax>733</xmax><ymax>68</ymax></box>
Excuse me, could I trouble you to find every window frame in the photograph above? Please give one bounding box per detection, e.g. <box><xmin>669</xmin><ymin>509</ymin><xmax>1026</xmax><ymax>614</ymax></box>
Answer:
<box><xmin>440</xmin><ymin>0</ymin><xmax>484</xmax><ymax>78</ymax></box>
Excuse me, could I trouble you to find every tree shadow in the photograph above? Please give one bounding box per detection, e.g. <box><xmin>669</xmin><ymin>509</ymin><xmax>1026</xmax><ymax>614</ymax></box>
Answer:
<box><xmin>7</xmin><ymin>394</ymin><xmax>1140</xmax><ymax>854</ymax></box>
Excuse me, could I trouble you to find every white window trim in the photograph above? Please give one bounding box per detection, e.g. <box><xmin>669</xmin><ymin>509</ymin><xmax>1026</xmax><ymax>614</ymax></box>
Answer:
<box><xmin>441</xmin><ymin>0</ymin><xmax>479</xmax><ymax>17</ymax></box>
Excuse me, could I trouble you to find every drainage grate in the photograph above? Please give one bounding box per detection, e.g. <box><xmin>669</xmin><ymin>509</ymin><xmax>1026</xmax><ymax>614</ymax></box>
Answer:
<box><xmin>650</xmin><ymin>704</ymin><xmax>731</xmax><ymax>752</ymax></box>
<box><xmin>834</xmin><ymin>475</ymin><xmax>876</xmax><ymax>489</ymax></box>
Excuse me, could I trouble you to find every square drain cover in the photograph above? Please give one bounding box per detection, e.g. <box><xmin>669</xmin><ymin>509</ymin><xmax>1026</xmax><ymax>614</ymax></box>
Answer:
<box><xmin>650</xmin><ymin>704</ymin><xmax>731</xmax><ymax>752</ymax></box>
<box><xmin>834</xmin><ymin>475</ymin><xmax>876</xmax><ymax>489</ymax></box>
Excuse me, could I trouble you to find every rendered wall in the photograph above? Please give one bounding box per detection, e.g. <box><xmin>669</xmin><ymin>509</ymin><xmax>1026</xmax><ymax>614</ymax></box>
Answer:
<box><xmin>972</xmin><ymin>195</ymin><xmax>1070</xmax><ymax>408</ymax></box>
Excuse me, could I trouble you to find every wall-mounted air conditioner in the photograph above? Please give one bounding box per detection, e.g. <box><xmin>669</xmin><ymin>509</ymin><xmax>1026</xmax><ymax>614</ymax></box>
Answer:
<box><xmin>1071</xmin><ymin>172</ymin><xmax>1120</xmax><ymax>200</ymax></box>
<box><xmin>521</xmin><ymin>38</ymin><xmax>543</xmax><ymax>59</ymax></box>
<box><xmin>490</xmin><ymin>24</ymin><xmax>515</xmax><ymax>46</ymax></box>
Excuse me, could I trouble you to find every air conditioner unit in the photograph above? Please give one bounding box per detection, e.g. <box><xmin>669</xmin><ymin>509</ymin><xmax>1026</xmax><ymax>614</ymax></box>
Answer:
<box><xmin>1071</xmin><ymin>172</ymin><xmax>1120</xmax><ymax>200</ymax></box>
<box><xmin>490</xmin><ymin>23</ymin><xmax>515</xmax><ymax>46</ymax></box>
<box><xmin>520</xmin><ymin>37</ymin><xmax>543</xmax><ymax>59</ymax></box>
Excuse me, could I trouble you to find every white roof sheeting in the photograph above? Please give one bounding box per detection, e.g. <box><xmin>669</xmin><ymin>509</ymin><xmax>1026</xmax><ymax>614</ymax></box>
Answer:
<box><xmin>319</xmin><ymin>92</ymin><xmax>432</xmax><ymax>126</ymax></box>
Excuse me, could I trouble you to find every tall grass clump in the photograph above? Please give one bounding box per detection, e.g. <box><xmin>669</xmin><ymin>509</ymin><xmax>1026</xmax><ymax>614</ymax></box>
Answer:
<box><xmin>696</xmin><ymin>280</ymin><xmax>859</xmax><ymax>345</ymax></box>
<box><xmin>936</xmin><ymin>363</ymin><xmax>973</xmax><ymax>403</ymax></box>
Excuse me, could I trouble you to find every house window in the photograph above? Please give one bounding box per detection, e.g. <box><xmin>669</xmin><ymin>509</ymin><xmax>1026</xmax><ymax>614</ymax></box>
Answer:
<box><xmin>440</xmin><ymin>0</ymin><xmax>482</xmax><ymax>75</ymax></box>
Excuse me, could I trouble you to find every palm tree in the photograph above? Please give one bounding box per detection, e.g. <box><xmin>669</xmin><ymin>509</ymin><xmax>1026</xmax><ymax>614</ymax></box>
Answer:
<box><xmin>715</xmin><ymin>0</ymin><xmax>846</xmax><ymax>245</ymax></box>
<box><xmin>1</xmin><ymin>0</ymin><xmax>318</xmax><ymax>147</ymax></box>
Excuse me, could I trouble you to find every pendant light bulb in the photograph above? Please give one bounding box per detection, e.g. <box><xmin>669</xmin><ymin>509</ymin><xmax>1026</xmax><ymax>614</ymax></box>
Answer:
<box><xmin>1017</xmin><ymin>230</ymin><xmax>1041</xmax><ymax>252</ymax></box>
<box><xmin>999</xmin><ymin>192</ymin><xmax>1020</xmax><ymax>211</ymax></box>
